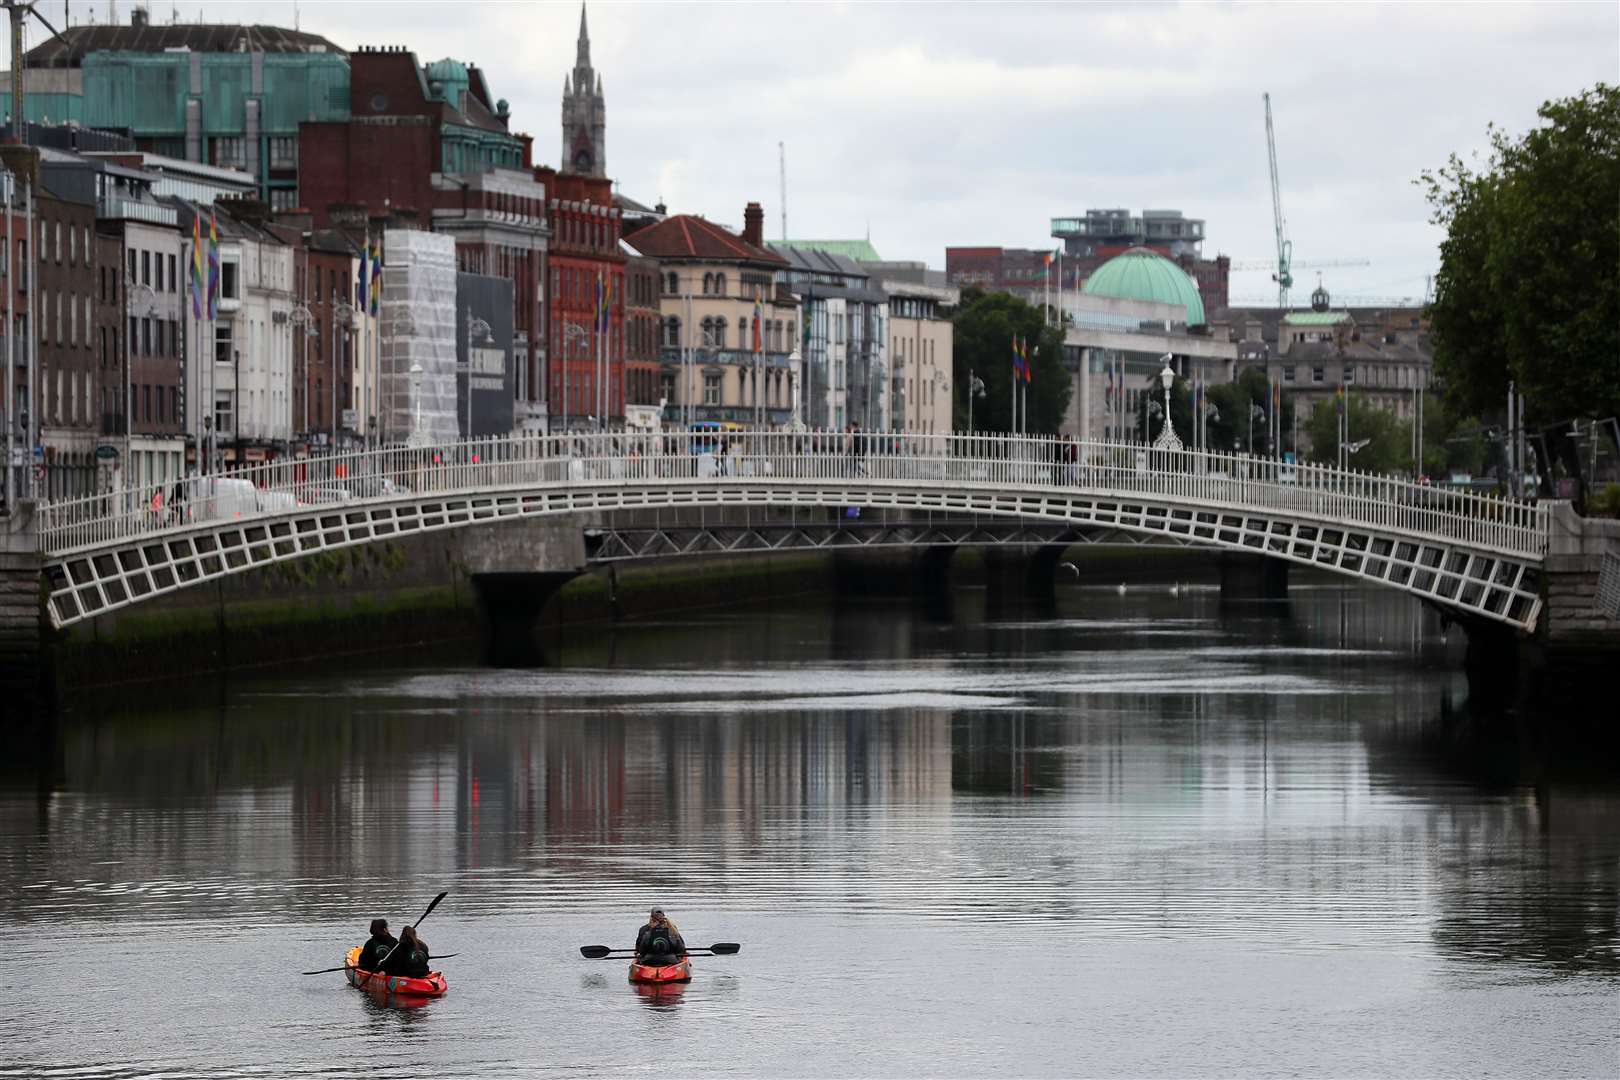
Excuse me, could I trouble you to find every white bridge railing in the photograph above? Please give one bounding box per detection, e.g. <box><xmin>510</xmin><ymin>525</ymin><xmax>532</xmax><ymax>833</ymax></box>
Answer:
<box><xmin>35</xmin><ymin>431</ymin><xmax>1551</xmax><ymax>561</ymax></box>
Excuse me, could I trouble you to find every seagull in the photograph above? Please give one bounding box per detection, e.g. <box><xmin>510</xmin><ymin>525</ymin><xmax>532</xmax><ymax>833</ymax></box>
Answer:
<box><xmin>1116</xmin><ymin>583</ymin><xmax>1128</xmax><ymax>596</ymax></box>
<box><xmin>1168</xmin><ymin>583</ymin><xmax>1181</xmax><ymax>597</ymax></box>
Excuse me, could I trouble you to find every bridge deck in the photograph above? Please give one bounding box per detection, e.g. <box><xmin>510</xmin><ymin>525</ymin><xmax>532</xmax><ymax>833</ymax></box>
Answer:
<box><xmin>30</xmin><ymin>432</ymin><xmax>1549</xmax><ymax>631</ymax></box>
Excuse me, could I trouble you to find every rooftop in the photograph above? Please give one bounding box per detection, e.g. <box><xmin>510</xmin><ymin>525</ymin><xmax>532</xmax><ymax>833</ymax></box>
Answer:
<box><xmin>26</xmin><ymin>22</ymin><xmax>344</xmax><ymax>68</ymax></box>
<box><xmin>623</xmin><ymin>214</ymin><xmax>786</xmax><ymax>266</ymax></box>
<box><xmin>1081</xmin><ymin>247</ymin><xmax>1206</xmax><ymax>326</ymax></box>
<box><xmin>780</xmin><ymin>238</ymin><xmax>882</xmax><ymax>262</ymax></box>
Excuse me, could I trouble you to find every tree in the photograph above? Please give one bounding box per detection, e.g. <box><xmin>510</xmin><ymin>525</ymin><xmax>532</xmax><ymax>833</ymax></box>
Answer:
<box><xmin>950</xmin><ymin>291</ymin><xmax>1071</xmax><ymax>432</ymax></box>
<box><xmin>1204</xmin><ymin>367</ymin><xmax>1297</xmax><ymax>455</ymax></box>
<box><xmin>1305</xmin><ymin>392</ymin><xmax>1412</xmax><ymax>474</ymax></box>
<box><xmin>1421</xmin><ymin>84</ymin><xmax>1620</xmax><ymax>427</ymax></box>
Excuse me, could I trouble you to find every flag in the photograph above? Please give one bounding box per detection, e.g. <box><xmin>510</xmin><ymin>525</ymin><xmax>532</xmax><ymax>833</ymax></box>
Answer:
<box><xmin>594</xmin><ymin>272</ymin><xmax>604</xmax><ymax>334</ymax></box>
<box><xmin>1335</xmin><ymin>385</ymin><xmax>1345</xmax><ymax>416</ymax></box>
<box><xmin>356</xmin><ymin>239</ymin><xmax>368</xmax><ymax>309</ymax></box>
<box><xmin>190</xmin><ymin>215</ymin><xmax>204</xmax><ymax>319</ymax></box>
<box><xmin>600</xmin><ymin>272</ymin><xmax>612</xmax><ymax>333</ymax></box>
<box><xmin>1021</xmin><ymin>336</ymin><xmax>1033</xmax><ymax>384</ymax></box>
<box><xmin>1011</xmin><ymin>335</ymin><xmax>1023</xmax><ymax>381</ymax></box>
<box><xmin>369</xmin><ymin>241</ymin><xmax>381</xmax><ymax>316</ymax></box>
<box><xmin>752</xmin><ymin>299</ymin><xmax>763</xmax><ymax>352</ymax></box>
<box><xmin>206</xmin><ymin>211</ymin><xmax>220</xmax><ymax>319</ymax></box>
<box><xmin>1041</xmin><ymin>251</ymin><xmax>1054</xmax><ymax>276</ymax></box>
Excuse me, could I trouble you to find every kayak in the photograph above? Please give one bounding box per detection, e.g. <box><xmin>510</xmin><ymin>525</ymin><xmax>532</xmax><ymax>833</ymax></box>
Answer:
<box><xmin>629</xmin><ymin>956</ymin><xmax>692</xmax><ymax>984</ymax></box>
<box><xmin>344</xmin><ymin>946</ymin><xmax>448</xmax><ymax>999</ymax></box>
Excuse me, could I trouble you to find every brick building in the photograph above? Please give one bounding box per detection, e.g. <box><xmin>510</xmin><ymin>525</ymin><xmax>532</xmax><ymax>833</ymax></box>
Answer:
<box><xmin>622</xmin><ymin>249</ymin><xmax>662</xmax><ymax>426</ymax></box>
<box><xmin>539</xmin><ymin>167</ymin><xmax>623</xmax><ymax>430</ymax></box>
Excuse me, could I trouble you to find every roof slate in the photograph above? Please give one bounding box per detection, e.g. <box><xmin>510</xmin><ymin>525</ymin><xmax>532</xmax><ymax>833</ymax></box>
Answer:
<box><xmin>623</xmin><ymin>214</ymin><xmax>786</xmax><ymax>266</ymax></box>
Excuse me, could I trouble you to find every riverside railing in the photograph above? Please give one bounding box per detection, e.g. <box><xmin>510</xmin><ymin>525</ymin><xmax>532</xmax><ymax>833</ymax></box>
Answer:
<box><xmin>34</xmin><ymin>431</ymin><xmax>1551</xmax><ymax>561</ymax></box>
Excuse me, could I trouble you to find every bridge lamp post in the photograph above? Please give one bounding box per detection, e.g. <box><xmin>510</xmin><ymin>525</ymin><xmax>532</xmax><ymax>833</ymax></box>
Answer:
<box><xmin>1151</xmin><ymin>357</ymin><xmax>1181</xmax><ymax>452</ymax></box>
<box><xmin>406</xmin><ymin>362</ymin><xmax>431</xmax><ymax>449</ymax></box>
<box><xmin>1248</xmin><ymin>402</ymin><xmax>1266</xmax><ymax>457</ymax></box>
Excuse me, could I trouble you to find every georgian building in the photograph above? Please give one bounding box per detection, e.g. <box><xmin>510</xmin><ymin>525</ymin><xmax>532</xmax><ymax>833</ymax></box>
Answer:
<box><xmin>884</xmin><ymin>279</ymin><xmax>956</xmax><ymax>435</ymax></box>
<box><xmin>624</xmin><ymin>203</ymin><xmax>800</xmax><ymax>429</ymax></box>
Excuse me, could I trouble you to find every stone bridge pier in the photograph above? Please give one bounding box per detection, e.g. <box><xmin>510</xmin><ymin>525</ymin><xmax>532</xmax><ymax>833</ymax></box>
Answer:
<box><xmin>457</xmin><ymin>518</ymin><xmax>587</xmax><ymax>667</ymax></box>
<box><xmin>1</xmin><ymin>504</ymin><xmax>46</xmax><ymax>719</ymax></box>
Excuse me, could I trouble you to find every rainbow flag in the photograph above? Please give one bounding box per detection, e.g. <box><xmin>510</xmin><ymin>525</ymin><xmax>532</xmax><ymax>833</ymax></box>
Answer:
<box><xmin>752</xmin><ymin>299</ymin><xmax>763</xmax><ymax>352</ymax></box>
<box><xmin>206</xmin><ymin>210</ymin><xmax>220</xmax><ymax>319</ymax></box>
<box><xmin>369</xmin><ymin>241</ymin><xmax>381</xmax><ymax>316</ymax></box>
<box><xmin>190</xmin><ymin>215</ymin><xmax>204</xmax><ymax>319</ymax></box>
<box><xmin>599</xmin><ymin>271</ymin><xmax>612</xmax><ymax>333</ymax></box>
<box><xmin>1335</xmin><ymin>384</ymin><xmax>1346</xmax><ymax>416</ymax></box>
<box><xmin>1021</xmin><ymin>336</ymin><xmax>1033</xmax><ymax>384</ymax></box>
<box><xmin>356</xmin><ymin>239</ymin><xmax>368</xmax><ymax>309</ymax></box>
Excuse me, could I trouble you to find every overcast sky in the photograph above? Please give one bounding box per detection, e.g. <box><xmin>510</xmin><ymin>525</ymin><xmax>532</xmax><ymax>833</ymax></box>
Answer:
<box><xmin>32</xmin><ymin>0</ymin><xmax>1620</xmax><ymax>304</ymax></box>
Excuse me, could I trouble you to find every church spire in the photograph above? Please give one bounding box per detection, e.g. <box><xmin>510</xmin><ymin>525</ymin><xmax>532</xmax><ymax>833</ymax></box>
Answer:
<box><xmin>577</xmin><ymin>2</ymin><xmax>591</xmax><ymax>68</ymax></box>
<box><xmin>562</xmin><ymin>1</ymin><xmax>606</xmax><ymax>178</ymax></box>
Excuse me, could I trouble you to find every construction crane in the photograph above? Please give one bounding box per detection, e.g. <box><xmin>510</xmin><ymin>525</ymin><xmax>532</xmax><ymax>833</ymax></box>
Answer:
<box><xmin>1263</xmin><ymin>92</ymin><xmax>1291</xmax><ymax>308</ymax></box>
<box><xmin>1227</xmin><ymin>257</ymin><xmax>1370</xmax><ymax>272</ymax></box>
<box><xmin>5</xmin><ymin>0</ymin><xmax>67</xmax><ymax>143</ymax></box>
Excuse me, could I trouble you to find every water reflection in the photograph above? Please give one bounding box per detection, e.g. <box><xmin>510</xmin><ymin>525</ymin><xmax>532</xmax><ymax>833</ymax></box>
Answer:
<box><xmin>1</xmin><ymin>582</ymin><xmax>1616</xmax><ymax>1076</ymax></box>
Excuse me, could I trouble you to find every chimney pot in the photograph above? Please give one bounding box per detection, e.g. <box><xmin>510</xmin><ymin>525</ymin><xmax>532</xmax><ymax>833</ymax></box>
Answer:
<box><xmin>743</xmin><ymin>202</ymin><xmax>764</xmax><ymax>248</ymax></box>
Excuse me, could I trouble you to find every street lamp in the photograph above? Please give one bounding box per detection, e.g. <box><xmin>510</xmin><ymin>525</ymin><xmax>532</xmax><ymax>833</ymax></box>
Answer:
<box><xmin>123</xmin><ymin>274</ymin><xmax>156</xmax><ymax>489</ymax></box>
<box><xmin>966</xmin><ymin>370</ymin><xmax>986</xmax><ymax>433</ymax></box>
<box><xmin>1151</xmin><ymin>356</ymin><xmax>1182</xmax><ymax>451</ymax></box>
<box><xmin>1248</xmin><ymin>401</ymin><xmax>1266</xmax><ymax>456</ymax></box>
<box><xmin>561</xmin><ymin>321</ymin><xmax>588</xmax><ymax>433</ymax></box>
<box><xmin>329</xmin><ymin>292</ymin><xmax>357</xmax><ymax>451</ymax></box>
<box><xmin>288</xmin><ymin>302</ymin><xmax>316</xmax><ymax>444</ymax></box>
<box><xmin>406</xmin><ymin>361</ymin><xmax>430</xmax><ymax>449</ymax></box>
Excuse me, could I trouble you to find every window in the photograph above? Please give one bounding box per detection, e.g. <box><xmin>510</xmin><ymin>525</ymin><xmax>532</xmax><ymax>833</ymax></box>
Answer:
<box><xmin>141</xmin><ymin>251</ymin><xmax>151</xmax><ymax>286</ymax></box>
<box><xmin>702</xmin><ymin>273</ymin><xmax>713</xmax><ymax>295</ymax></box>
<box><xmin>167</xmin><ymin>254</ymin><xmax>177</xmax><ymax>293</ymax></box>
<box><xmin>270</xmin><ymin>188</ymin><xmax>299</xmax><ymax>212</ymax></box>
<box><xmin>1311</xmin><ymin>367</ymin><xmax>1324</xmax><ymax>384</ymax></box>
<box><xmin>269</xmin><ymin>136</ymin><xmax>298</xmax><ymax>168</ymax></box>
<box><xmin>214</xmin><ymin>392</ymin><xmax>233</xmax><ymax>434</ymax></box>
<box><xmin>714</xmin><ymin>273</ymin><xmax>725</xmax><ymax>297</ymax></box>
<box><xmin>221</xmin><ymin>261</ymin><xmax>239</xmax><ymax>300</ymax></box>
<box><xmin>69</xmin><ymin>224</ymin><xmax>77</xmax><ymax>264</ymax></box>
<box><xmin>665</xmin><ymin>272</ymin><xmax>677</xmax><ymax>294</ymax></box>
<box><xmin>155</xmin><ymin>320</ymin><xmax>165</xmax><ymax>357</ymax></box>
<box><xmin>215</xmin><ymin>323</ymin><xmax>232</xmax><ymax>366</ymax></box>
<box><xmin>1283</xmin><ymin>366</ymin><xmax>1295</xmax><ymax>383</ymax></box>
<box><xmin>143</xmin><ymin>318</ymin><xmax>153</xmax><ymax>356</ymax></box>
<box><xmin>738</xmin><ymin>318</ymin><xmax>748</xmax><ymax>350</ymax></box>
<box><xmin>143</xmin><ymin>384</ymin><xmax>152</xmax><ymax>424</ymax></box>
<box><xmin>663</xmin><ymin>317</ymin><xmax>680</xmax><ymax>348</ymax></box>
<box><xmin>1343</xmin><ymin>365</ymin><xmax>1355</xmax><ymax>384</ymax></box>
<box><xmin>55</xmin><ymin>222</ymin><xmax>62</xmax><ymax>262</ymax></box>
<box><xmin>214</xmin><ymin>137</ymin><xmax>246</xmax><ymax>168</ymax></box>
<box><xmin>703</xmin><ymin>372</ymin><xmax>722</xmax><ymax>405</ymax></box>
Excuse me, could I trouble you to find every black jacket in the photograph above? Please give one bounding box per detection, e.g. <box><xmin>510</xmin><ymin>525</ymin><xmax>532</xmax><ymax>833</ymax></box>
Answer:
<box><xmin>383</xmin><ymin>938</ymin><xmax>430</xmax><ymax>978</ymax></box>
<box><xmin>635</xmin><ymin>922</ymin><xmax>686</xmax><ymax>959</ymax></box>
<box><xmin>358</xmin><ymin>933</ymin><xmax>397</xmax><ymax>972</ymax></box>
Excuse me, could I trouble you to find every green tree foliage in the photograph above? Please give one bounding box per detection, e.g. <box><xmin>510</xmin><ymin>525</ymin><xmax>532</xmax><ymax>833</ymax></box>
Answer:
<box><xmin>1129</xmin><ymin>366</ymin><xmax>1298</xmax><ymax>456</ymax></box>
<box><xmin>951</xmin><ymin>291</ymin><xmax>1071</xmax><ymax>432</ymax></box>
<box><xmin>1305</xmin><ymin>392</ymin><xmax>1413</xmax><ymax>474</ymax></box>
<box><xmin>1421</xmin><ymin>84</ymin><xmax>1619</xmax><ymax>425</ymax></box>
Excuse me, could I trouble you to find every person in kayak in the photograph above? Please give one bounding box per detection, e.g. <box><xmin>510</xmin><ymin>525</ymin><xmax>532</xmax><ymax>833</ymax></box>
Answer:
<box><xmin>382</xmin><ymin>925</ymin><xmax>432</xmax><ymax>978</ymax></box>
<box><xmin>635</xmin><ymin>908</ymin><xmax>687</xmax><ymax>965</ymax></box>
<box><xmin>357</xmin><ymin>919</ymin><xmax>397</xmax><ymax>972</ymax></box>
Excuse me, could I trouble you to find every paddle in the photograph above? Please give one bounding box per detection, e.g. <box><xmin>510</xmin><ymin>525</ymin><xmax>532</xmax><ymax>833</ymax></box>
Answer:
<box><xmin>301</xmin><ymin>954</ymin><xmax>459</xmax><ymax>976</ymax></box>
<box><xmin>579</xmin><ymin>942</ymin><xmax>740</xmax><ymax>959</ymax></box>
<box><xmin>358</xmin><ymin>891</ymin><xmax>449</xmax><ymax>988</ymax></box>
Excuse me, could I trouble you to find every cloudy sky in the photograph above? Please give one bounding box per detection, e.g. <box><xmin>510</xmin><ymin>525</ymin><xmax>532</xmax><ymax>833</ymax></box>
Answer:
<box><xmin>36</xmin><ymin>1</ymin><xmax>1620</xmax><ymax>304</ymax></box>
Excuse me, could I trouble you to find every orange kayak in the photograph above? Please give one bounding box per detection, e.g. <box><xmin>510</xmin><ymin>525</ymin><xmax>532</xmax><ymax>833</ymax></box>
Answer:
<box><xmin>629</xmin><ymin>956</ymin><xmax>692</xmax><ymax>984</ymax></box>
<box><xmin>344</xmin><ymin>946</ymin><xmax>448</xmax><ymax>999</ymax></box>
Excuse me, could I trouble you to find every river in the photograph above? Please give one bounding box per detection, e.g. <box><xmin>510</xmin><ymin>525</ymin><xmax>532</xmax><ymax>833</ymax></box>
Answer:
<box><xmin>1</xmin><ymin>579</ymin><xmax>1616</xmax><ymax>1078</ymax></box>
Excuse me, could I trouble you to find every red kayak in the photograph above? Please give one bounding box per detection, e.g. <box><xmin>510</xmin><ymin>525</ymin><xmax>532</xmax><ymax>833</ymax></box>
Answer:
<box><xmin>629</xmin><ymin>956</ymin><xmax>692</xmax><ymax>984</ymax></box>
<box><xmin>344</xmin><ymin>946</ymin><xmax>448</xmax><ymax>1001</ymax></box>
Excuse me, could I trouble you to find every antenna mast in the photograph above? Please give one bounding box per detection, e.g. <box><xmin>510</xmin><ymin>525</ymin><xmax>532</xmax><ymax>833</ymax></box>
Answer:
<box><xmin>778</xmin><ymin>141</ymin><xmax>787</xmax><ymax>242</ymax></box>
<box><xmin>1264</xmin><ymin>92</ymin><xmax>1293</xmax><ymax>309</ymax></box>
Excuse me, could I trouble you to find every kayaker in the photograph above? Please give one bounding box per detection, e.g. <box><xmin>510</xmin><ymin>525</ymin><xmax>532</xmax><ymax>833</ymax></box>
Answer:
<box><xmin>634</xmin><ymin>908</ymin><xmax>687</xmax><ymax>964</ymax></box>
<box><xmin>383</xmin><ymin>925</ymin><xmax>432</xmax><ymax>978</ymax></box>
<box><xmin>358</xmin><ymin>919</ymin><xmax>397</xmax><ymax>972</ymax></box>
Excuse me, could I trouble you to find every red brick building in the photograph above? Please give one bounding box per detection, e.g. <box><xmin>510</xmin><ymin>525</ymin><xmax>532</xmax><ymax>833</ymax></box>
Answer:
<box><xmin>538</xmin><ymin>167</ymin><xmax>623</xmax><ymax>430</ymax></box>
<box><xmin>623</xmin><ymin>251</ymin><xmax>661</xmax><ymax>412</ymax></box>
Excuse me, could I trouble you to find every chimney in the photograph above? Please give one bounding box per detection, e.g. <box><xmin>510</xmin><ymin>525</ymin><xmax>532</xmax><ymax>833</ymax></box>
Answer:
<box><xmin>743</xmin><ymin>202</ymin><xmax>764</xmax><ymax>248</ymax></box>
<box><xmin>131</xmin><ymin>5</ymin><xmax>149</xmax><ymax>27</ymax></box>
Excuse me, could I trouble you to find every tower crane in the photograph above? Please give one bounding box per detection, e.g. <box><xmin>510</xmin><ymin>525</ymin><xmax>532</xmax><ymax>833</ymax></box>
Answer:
<box><xmin>1263</xmin><ymin>92</ymin><xmax>1291</xmax><ymax>308</ymax></box>
<box><xmin>5</xmin><ymin>0</ymin><xmax>67</xmax><ymax>143</ymax></box>
<box><xmin>1227</xmin><ymin>257</ymin><xmax>1369</xmax><ymax>272</ymax></box>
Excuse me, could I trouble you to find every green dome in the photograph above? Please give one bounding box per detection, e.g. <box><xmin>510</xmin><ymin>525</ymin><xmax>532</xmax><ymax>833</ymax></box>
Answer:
<box><xmin>425</xmin><ymin>58</ymin><xmax>470</xmax><ymax>105</ymax></box>
<box><xmin>1081</xmin><ymin>247</ymin><xmax>1206</xmax><ymax>326</ymax></box>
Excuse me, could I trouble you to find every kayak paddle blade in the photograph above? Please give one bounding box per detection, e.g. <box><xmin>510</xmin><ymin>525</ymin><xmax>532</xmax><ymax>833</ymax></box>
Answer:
<box><xmin>580</xmin><ymin>945</ymin><xmax>614</xmax><ymax>959</ymax></box>
<box><xmin>708</xmin><ymin>942</ymin><xmax>741</xmax><ymax>954</ymax></box>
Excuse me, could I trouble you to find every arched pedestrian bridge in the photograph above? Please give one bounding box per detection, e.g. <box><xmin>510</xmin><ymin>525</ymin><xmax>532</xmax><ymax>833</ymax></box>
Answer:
<box><xmin>34</xmin><ymin>431</ymin><xmax>1550</xmax><ymax>632</ymax></box>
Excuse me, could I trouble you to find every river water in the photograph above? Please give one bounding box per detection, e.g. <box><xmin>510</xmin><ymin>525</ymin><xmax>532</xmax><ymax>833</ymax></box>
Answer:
<box><xmin>2</xmin><ymin>580</ymin><xmax>1616</xmax><ymax>1078</ymax></box>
